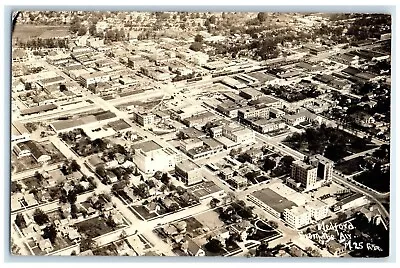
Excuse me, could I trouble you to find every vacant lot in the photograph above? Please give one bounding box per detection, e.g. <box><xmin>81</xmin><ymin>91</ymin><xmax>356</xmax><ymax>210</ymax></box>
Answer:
<box><xmin>195</xmin><ymin>210</ymin><xmax>226</xmax><ymax>231</ymax></box>
<box><xmin>13</xmin><ymin>24</ymin><xmax>70</xmax><ymax>42</ymax></box>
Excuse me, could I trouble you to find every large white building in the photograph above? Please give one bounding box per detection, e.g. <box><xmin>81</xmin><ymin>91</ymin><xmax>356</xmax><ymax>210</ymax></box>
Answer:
<box><xmin>305</xmin><ymin>200</ymin><xmax>329</xmax><ymax>221</ymax></box>
<box><xmin>222</xmin><ymin>123</ymin><xmax>255</xmax><ymax>145</ymax></box>
<box><xmin>283</xmin><ymin>206</ymin><xmax>312</xmax><ymax>229</ymax></box>
<box><xmin>291</xmin><ymin>160</ymin><xmax>318</xmax><ymax>190</ymax></box>
<box><xmin>133</xmin><ymin>140</ymin><xmax>180</xmax><ymax>174</ymax></box>
<box><xmin>79</xmin><ymin>71</ymin><xmax>110</xmax><ymax>88</ymax></box>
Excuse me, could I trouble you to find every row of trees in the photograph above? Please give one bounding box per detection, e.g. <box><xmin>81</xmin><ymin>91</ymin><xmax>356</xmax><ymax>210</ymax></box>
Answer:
<box><xmin>18</xmin><ymin>37</ymin><xmax>69</xmax><ymax>49</ymax></box>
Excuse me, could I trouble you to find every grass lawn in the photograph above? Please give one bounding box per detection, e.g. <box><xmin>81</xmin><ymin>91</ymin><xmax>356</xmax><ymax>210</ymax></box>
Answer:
<box><xmin>247</xmin><ymin>220</ymin><xmax>280</xmax><ymax>242</ymax></box>
<box><xmin>182</xmin><ymin>217</ymin><xmax>203</xmax><ymax>236</ymax></box>
<box><xmin>131</xmin><ymin>205</ymin><xmax>157</xmax><ymax>220</ymax></box>
<box><xmin>75</xmin><ymin>216</ymin><xmax>114</xmax><ymax>239</ymax></box>
<box><xmin>11</xmin><ymin>152</ymin><xmax>41</xmax><ymax>173</ymax></box>
<box><xmin>283</xmin><ymin>127</ymin><xmax>377</xmax><ymax>162</ymax></box>
<box><xmin>336</xmin><ymin>156</ymin><xmax>366</xmax><ymax>175</ymax></box>
<box><xmin>21</xmin><ymin>175</ymin><xmax>42</xmax><ymax>189</ymax></box>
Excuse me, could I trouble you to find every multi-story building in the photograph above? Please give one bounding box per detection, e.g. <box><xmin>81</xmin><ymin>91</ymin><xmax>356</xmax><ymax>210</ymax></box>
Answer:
<box><xmin>216</xmin><ymin>102</ymin><xmax>240</xmax><ymax>118</ymax></box>
<box><xmin>310</xmin><ymin>154</ymin><xmax>334</xmax><ymax>183</ymax></box>
<box><xmin>133</xmin><ymin>140</ymin><xmax>178</xmax><ymax>174</ymax></box>
<box><xmin>305</xmin><ymin>200</ymin><xmax>329</xmax><ymax>221</ymax></box>
<box><xmin>78</xmin><ymin>71</ymin><xmax>110</xmax><ymax>88</ymax></box>
<box><xmin>238</xmin><ymin>104</ymin><xmax>270</xmax><ymax>120</ymax></box>
<box><xmin>283</xmin><ymin>206</ymin><xmax>312</xmax><ymax>229</ymax></box>
<box><xmin>222</xmin><ymin>123</ymin><xmax>255</xmax><ymax>145</ymax></box>
<box><xmin>291</xmin><ymin>160</ymin><xmax>318</xmax><ymax>190</ymax></box>
<box><xmin>175</xmin><ymin>160</ymin><xmax>203</xmax><ymax>186</ymax></box>
<box><xmin>132</xmin><ymin>111</ymin><xmax>155</xmax><ymax>128</ymax></box>
<box><xmin>250</xmin><ymin>118</ymin><xmax>286</xmax><ymax>134</ymax></box>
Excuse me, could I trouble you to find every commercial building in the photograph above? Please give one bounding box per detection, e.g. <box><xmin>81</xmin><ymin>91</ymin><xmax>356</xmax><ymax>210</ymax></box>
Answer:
<box><xmin>291</xmin><ymin>160</ymin><xmax>318</xmax><ymax>190</ymax></box>
<box><xmin>180</xmin><ymin>137</ymin><xmax>224</xmax><ymax>160</ymax></box>
<box><xmin>229</xmin><ymin>176</ymin><xmax>248</xmax><ymax>189</ymax></box>
<box><xmin>305</xmin><ymin>200</ymin><xmax>329</xmax><ymax>221</ymax></box>
<box><xmin>239</xmin><ymin>87</ymin><xmax>264</xmax><ymax>100</ymax></box>
<box><xmin>216</xmin><ymin>102</ymin><xmax>240</xmax><ymax>118</ymax></box>
<box><xmin>222</xmin><ymin>123</ymin><xmax>255</xmax><ymax>145</ymax></box>
<box><xmin>79</xmin><ymin>71</ymin><xmax>110</xmax><ymax>88</ymax></box>
<box><xmin>133</xmin><ymin>140</ymin><xmax>178</xmax><ymax>174</ymax></box>
<box><xmin>309</xmin><ymin>154</ymin><xmax>334</xmax><ymax>183</ymax></box>
<box><xmin>182</xmin><ymin>111</ymin><xmax>217</xmax><ymax>128</ymax></box>
<box><xmin>11</xmin><ymin>121</ymin><xmax>30</xmax><ymax>144</ymax></box>
<box><xmin>250</xmin><ymin>118</ymin><xmax>286</xmax><ymax>134</ymax></box>
<box><xmin>132</xmin><ymin>111</ymin><xmax>155</xmax><ymax>128</ymax></box>
<box><xmin>250</xmin><ymin>188</ymin><xmax>297</xmax><ymax>218</ymax></box>
<box><xmin>175</xmin><ymin>160</ymin><xmax>203</xmax><ymax>186</ymax></box>
<box><xmin>283</xmin><ymin>206</ymin><xmax>312</xmax><ymax>229</ymax></box>
<box><xmin>13</xmin><ymin>140</ymin><xmax>51</xmax><ymax>163</ymax></box>
<box><xmin>238</xmin><ymin>104</ymin><xmax>270</xmax><ymax>120</ymax></box>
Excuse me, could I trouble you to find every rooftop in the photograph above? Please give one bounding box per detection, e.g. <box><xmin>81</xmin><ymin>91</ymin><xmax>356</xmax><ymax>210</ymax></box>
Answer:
<box><xmin>133</xmin><ymin>140</ymin><xmax>163</xmax><ymax>153</ymax></box>
<box><xmin>285</xmin><ymin>206</ymin><xmax>309</xmax><ymax>216</ymax></box>
<box><xmin>176</xmin><ymin>159</ymin><xmax>200</xmax><ymax>172</ymax></box>
<box><xmin>252</xmin><ymin>188</ymin><xmax>297</xmax><ymax>214</ymax></box>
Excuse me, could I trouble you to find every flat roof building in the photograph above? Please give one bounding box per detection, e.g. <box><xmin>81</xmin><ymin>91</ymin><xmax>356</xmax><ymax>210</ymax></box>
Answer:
<box><xmin>133</xmin><ymin>140</ymin><xmax>178</xmax><ymax>174</ymax></box>
<box><xmin>175</xmin><ymin>160</ymin><xmax>203</xmax><ymax>186</ymax></box>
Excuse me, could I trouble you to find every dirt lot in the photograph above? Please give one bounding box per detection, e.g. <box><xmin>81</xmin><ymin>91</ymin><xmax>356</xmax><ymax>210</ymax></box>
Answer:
<box><xmin>194</xmin><ymin>210</ymin><xmax>225</xmax><ymax>231</ymax></box>
<box><xmin>13</xmin><ymin>24</ymin><xmax>70</xmax><ymax>42</ymax></box>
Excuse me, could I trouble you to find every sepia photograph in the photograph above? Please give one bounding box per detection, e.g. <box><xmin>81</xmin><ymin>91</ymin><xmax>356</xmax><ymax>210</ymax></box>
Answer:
<box><xmin>9</xmin><ymin>9</ymin><xmax>391</xmax><ymax>258</ymax></box>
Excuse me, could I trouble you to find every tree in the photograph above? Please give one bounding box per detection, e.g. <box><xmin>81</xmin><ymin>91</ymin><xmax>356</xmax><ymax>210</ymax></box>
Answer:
<box><xmin>210</xmin><ymin>198</ymin><xmax>220</xmax><ymax>208</ymax></box>
<box><xmin>70</xmin><ymin>160</ymin><xmax>81</xmax><ymax>172</ymax></box>
<box><xmin>80</xmin><ymin>237</ymin><xmax>96</xmax><ymax>252</ymax></box>
<box><xmin>257</xmin><ymin>12</ymin><xmax>268</xmax><ymax>23</ymax></box>
<box><xmin>89</xmin><ymin>23</ymin><xmax>97</xmax><ymax>36</ymax></box>
<box><xmin>69</xmin><ymin>17</ymin><xmax>82</xmax><ymax>34</ymax></box>
<box><xmin>194</xmin><ymin>34</ymin><xmax>204</xmax><ymax>43</ymax></box>
<box><xmin>95</xmin><ymin>166</ymin><xmax>106</xmax><ymax>178</ymax></box>
<box><xmin>67</xmin><ymin>190</ymin><xmax>77</xmax><ymax>204</ymax></box>
<box><xmin>169</xmin><ymin>203</ymin><xmax>180</xmax><ymax>212</ymax></box>
<box><xmin>204</xmin><ymin>238</ymin><xmax>224</xmax><ymax>253</ymax></box>
<box><xmin>336</xmin><ymin>212</ymin><xmax>347</xmax><ymax>223</ymax></box>
<box><xmin>263</xmin><ymin>158</ymin><xmax>276</xmax><ymax>171</ymax></box>
<box><xmin>268</xmin><ymin>220</ymin><xmax>278</xmax><ymax>229</ymax></box>
<box><xmin>281</xmin><ymin>155</ymin><xmax>295</xmax><ymax>168</ymax></box>
<box><xmin>43</xmin><ymin>224</ymin><xmax>57</xmax><ymax>244</ymax></box>
<box><xmin>15</xmin><ymin>213</ymin><xmax>27</xmax><ymax>229</ymax></box>
<box><xmin>33</xmin><ymin>208</ymin><xmax>49</xmax><ymax>225</ymax></box>
<box><xmin>189</xmin><ymin>42</ymin><xmax>202</xmax><ymax>52</ymax></box>
<box><xmin>209</xmin><ymin>15</ymin><xmax>217</xmax><ymax>24</ymax></box>
<box><xmin>160</xmin><ymin>173</ymin><xmax>170</xmax><ymax>185</ymax></box>
<box><xmin>11</xmin><ymin>182</ymin><xmax>23</xmax><ymax>193</ymax></box>
<box><xmin>77</xmin><ymin>26</ymin><xmax>87</xmax><ymax>36</ymax></box>
<box><xmin>255</xmin><ymin>241</ymin><xmax>273</xmax><ymax>257</ymax></box>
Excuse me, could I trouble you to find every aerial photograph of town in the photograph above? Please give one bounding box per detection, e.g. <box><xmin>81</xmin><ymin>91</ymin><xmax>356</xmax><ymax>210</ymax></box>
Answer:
<box><xmin>9</xmin><ymin>11</ymin><xmax>391</xmax><ymax>258</ymax></box>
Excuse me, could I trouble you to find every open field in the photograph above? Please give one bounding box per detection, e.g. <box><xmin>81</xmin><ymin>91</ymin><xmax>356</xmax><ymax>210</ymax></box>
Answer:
<box><xmin>13</xmin><ymin>24</ymin><xmax>70</xmax><ymax>42</ymax></box>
